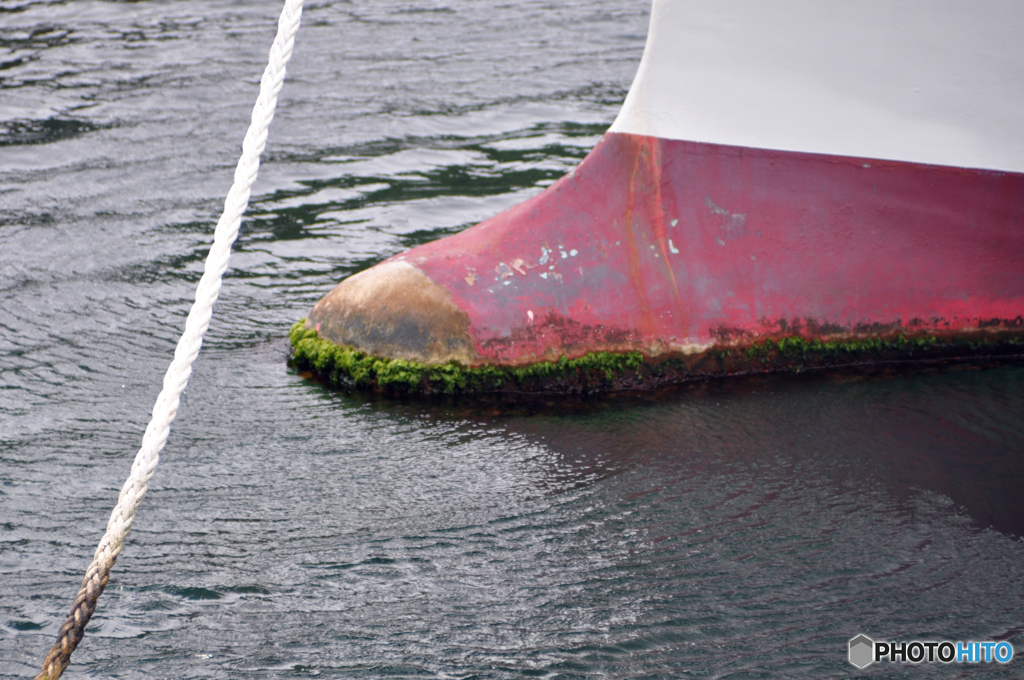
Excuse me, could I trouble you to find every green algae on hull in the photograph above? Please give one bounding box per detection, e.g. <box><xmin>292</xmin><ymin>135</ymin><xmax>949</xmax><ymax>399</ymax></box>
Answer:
<box><xmin>290</xmin><ymin>320</ymin><xmax>1024</xmax><ymax>395</ymax></box>
<box><xmin>694</xmin><ymin>332</ymin><xmax>1023</xmax><ymax>381</ymax></box>
<box><xmin>290</xmin><ymin>320</ymin><xmax>644</xmax><ymax>395</ymax></box>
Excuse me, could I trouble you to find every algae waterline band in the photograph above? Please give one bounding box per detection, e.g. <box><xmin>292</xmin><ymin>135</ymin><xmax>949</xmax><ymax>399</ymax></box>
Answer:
<box><xmin>289</xmin><ymin>320</ymin><xmax>1024</xmax><ymax>396</ymax></box>
<box><xmin>290</xmin><ymin>320</ymin><xmax>644</xmax><ymax>395</ymax></box>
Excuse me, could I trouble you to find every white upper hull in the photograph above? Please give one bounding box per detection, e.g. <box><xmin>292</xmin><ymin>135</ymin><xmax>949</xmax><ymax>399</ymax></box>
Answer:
<box><xmin>610</xmin><ymin>0</ymin><xmax>1024</xmax><ymax>172</ymax></box>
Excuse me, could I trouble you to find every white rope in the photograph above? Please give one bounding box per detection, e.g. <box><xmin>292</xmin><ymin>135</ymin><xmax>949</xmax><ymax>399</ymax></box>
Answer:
<box><xmin>38</xmin><ymin>1</ymin><xmax>304</xmax><ymax>677</ymax></box>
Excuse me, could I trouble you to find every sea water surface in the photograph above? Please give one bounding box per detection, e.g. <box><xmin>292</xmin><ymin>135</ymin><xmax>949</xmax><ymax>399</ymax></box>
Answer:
<box><xmin>2</xmin><ymin>1</ymin><xmax>1023</xmax><ymax>678</ymax></box>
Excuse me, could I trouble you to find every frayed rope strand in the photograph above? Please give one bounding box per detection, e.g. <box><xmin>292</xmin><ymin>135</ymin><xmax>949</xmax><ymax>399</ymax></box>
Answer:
<box><xmin>35</xmin><ymin>1</ymin><xmax>304</xmax><ymax>678</ymax></box>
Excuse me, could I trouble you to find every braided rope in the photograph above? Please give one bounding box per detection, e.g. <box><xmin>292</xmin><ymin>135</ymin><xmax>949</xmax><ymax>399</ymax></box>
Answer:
<box><xmin>36</xmin><ymin>1</ymin><xmax>304</xmax><ymax>677</ymax></box>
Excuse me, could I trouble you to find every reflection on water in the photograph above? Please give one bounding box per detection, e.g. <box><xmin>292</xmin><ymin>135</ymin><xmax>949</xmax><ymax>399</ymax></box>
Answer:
<box><xmin>501</xmin><ymin>364</ymin><xmax>1024</xmax><ymax>537</ymax></box>
<box><xmin>1</xmin><ymin>1</ymin><xmax>1022</xmax><ymax>678</ymax></box>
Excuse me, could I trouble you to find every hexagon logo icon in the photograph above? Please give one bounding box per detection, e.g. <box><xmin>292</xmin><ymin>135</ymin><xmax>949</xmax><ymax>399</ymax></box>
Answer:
<box><xmin>849</xmin><ymin>634</ymin><xmax>874</xmax><ymax>669</ymax></box>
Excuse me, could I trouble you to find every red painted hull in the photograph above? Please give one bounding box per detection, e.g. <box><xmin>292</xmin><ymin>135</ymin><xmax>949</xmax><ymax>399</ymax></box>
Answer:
<box><xmin>384</xmin><ymin>132</ymin><xmax>1024</xmax><ymax>366</ymax></box>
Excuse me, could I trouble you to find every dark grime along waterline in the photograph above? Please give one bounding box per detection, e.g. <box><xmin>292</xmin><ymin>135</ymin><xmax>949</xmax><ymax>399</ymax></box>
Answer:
<box><xmin>2</xmin><ymin>1</ymin><xmax>1023</xmax><ymax>678</ymax></box>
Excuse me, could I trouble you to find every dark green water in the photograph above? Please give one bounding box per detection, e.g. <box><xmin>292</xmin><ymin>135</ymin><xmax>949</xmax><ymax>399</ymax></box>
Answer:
<box><xmin>2</xmin><ymin>1</ymin><xmax>1023</xmax><ymax>678</ymax></box>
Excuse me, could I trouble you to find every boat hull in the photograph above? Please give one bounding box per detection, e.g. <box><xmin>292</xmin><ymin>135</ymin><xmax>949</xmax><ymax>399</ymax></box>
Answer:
<box><xmin>296</xmin><ymin>0</ymin><xmax>1024</xmax><ymax>392</ymax></box>
<box><xmin>307</xmin><ymin>131</ymin><xmax>1024</xmax><ymax>367</ymax></box>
